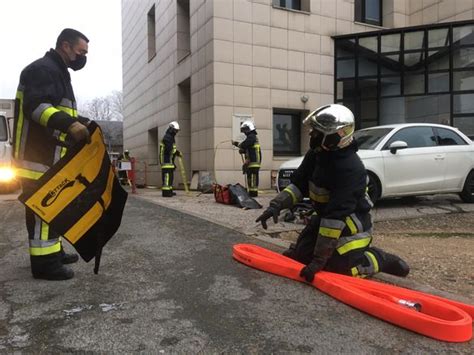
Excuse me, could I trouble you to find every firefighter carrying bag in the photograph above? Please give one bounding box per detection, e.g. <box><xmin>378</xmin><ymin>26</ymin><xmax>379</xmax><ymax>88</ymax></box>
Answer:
<box><xmin>18</xmin><ymin>122</ymin><xmax>128</xmax><ymax>273</ymax></box>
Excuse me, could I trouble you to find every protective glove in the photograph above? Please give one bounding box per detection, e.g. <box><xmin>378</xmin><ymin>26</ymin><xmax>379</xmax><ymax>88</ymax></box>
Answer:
<box><xmin>299</xmin><ymin>260</ymin><xmax>324</xmax><ymax>283</ymax></box>
<box><xmin>176</xmin><ymin>150</ymin><xmax>183</xmax><ymax>157</ymax></box>
<box><xmin>255</xmin><ymin>206</ymin><xmax>280</xmax><ymax>229</ymax></box>
<box><xmin>232</xmin><ymin>140</ymin><xmax>240</xmax><ymax>147</ymax></box>
<box><xmin>68</xmin><ymin>121</ymin><xmax>91</xmax><ymax>144</ymax></box>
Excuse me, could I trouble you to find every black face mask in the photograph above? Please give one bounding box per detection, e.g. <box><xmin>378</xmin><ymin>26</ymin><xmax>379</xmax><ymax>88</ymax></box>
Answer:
<box><xmin>69</xmin><ymin>55</ymin><xmax>87</xmax><ymax>71</ymax></box>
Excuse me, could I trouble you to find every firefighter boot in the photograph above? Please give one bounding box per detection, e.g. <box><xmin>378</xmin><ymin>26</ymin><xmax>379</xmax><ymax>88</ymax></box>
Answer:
<box><xmin>371</xmin><ymin>247</ymin><xmax>410</xmax><ymax>277</ymax></box>
<box><xmin>31</xmin><ymin>254</ymin><xmax>74</xmax><ymax>281</ymax></box>
<box><xmin>282</xmin><ymin>243</ymin><xmax>297</xmax><ymax>259</ymax></box>
<box><xmin>60</xmin><ymin>250</ymin><xmax>79</xmax><ymax>264</ymax></box>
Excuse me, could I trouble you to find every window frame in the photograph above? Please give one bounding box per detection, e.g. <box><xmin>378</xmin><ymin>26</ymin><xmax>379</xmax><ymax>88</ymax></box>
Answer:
<box><xmin>272</xmin><ymin>110</ymin><xmax>302</xmax><ymax>157</ymax></box>
<box><xmin>355</xmin><ymin>0</ymin><xmax>382</xmax><ymax>27</ymax></box>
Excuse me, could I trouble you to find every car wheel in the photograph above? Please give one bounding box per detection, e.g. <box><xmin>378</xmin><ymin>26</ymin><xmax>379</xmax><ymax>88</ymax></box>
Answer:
<box><xmin>367</xmin><ymin>172</ymin><xmax>381</xmax><ymax>204</ymax></box>
<box><xmin>459</xmin><ymin>170</ymin><xmax>474</xmax><ymax>203</ymax></box>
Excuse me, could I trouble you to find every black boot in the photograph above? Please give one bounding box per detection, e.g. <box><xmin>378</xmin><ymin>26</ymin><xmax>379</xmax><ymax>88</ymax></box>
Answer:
<box><xmin>249</xmin><ymin>191</ymin><xmax>258</xmax><ymax>197</ymax></box>
<box><xmin>371</xmin><ymin>247</ymin><xmax>410</xmax><ymax>277</ymax></box>
<box><xmin>31</xmin><ymin>254</ymin><xmax>74</xmax><ymax>281</ymax></box>
<box><xmin>282</xmin><ymin>243</ymin><xmax>297</xmax><ymax>259</ymax></box>
<box><xmin>60</xmin><ymin>251</ymin><xmax>79</xmax><ymax>264</ymax></box>
<box><xmin>162</xmin><ymin>189</ymin><xmax>173</xmax><ymax>197</ymax></box>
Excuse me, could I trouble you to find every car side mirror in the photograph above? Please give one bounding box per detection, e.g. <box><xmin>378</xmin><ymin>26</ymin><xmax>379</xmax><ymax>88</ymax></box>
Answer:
<box><xmin>389</xmin><ymin>140</ymin><xmax>408</xmax><ymax>154</ymax></box>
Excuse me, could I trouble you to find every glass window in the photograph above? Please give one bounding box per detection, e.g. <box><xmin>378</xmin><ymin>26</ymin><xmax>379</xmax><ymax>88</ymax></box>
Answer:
<box><xmin>359</xmin><ymin>54</ymin><xmax>378</xmax><ymax>76</ymax></box>
<box><xmin>360</xmin><ymin>100</ymin><xmax>378</xmax><ymax>127</ymax></box>
<box><xmin>428</xmin><ymin>72</ymin><xmax>449</xmax><ymax>93</ymax></box>
<box><xmin>453</xmin><ymin>47</ymin><xmax>474</xmax><ymax>68</ymax></box>
<box><xmin>337</xmin><ymin>59</ymin><xmax>355</xmax><ymax>79</ymax></box>
<box><xmin>454</xmin><ymin>116</ymin><xmax>474</xmax><ymax>139</ymax></box>
<box><xmin>354</xmin><ymin>127</ymin><xmax>392</xmax><ymax>149</ymax></box>
<box><xmin>405</xmin><ymin>31</ymin><xmax>425</xmax><ymax>50</ymax></box>
<box><xmin>380</xmin><ymin>54</ymin><xmax>401</xmax><ymax>75</ymax></box>
<box><xmin>276</xmin><ymin>0</ymin><xmax>301</xmax><ymax>10</ymax></box>
<box><xmin>381</xmin><ymin>34</ymin><xmax>400</xmax><ymax>53</ymax></box>
<box><xmin>428</xmin><ymin>28</ymin><xmax>449</xmax><ymax>48</ymax></box>
<box><xmin>336</xmin><ymin>80</ymin><xmax>355</xmax><ymax>101</ymax></box>
<box><xmin>404</xmin><ymin>74</ymin><xmax>425</xmax><ymax>95</ymax></box>
<box><xmin>405</xmin><ymin>95</ymin><xmax>450</xmax><ymax>124</ymax></box>
<box><xmin>273</xmin><ymin>112</ymin><xmax>301</xmax><ymax>156</ymax></box>
<box><xmin>359</xmin><ymin>36</ymin><xmax>378</xmax><ymax>53</ymax></box>
<box><xmin>0</xmin><ymin>116</ymin><xmax>7</xmax><ymax>141</ymax></box>
<box><xmin>384</xmin><ymin>126</ymin><xmax>437</xmax><ymax>149</ymax></box>
<box><xmin>404</xmin><ymin>52</ymin><xmax>425</xmax><ymax>72</ymax></box>
<box><xmin>453</xmin><ymin>70</ymin><xmax>474</xmax><ymax>91</ymax></box>
<box><xmin>454</xmin><ymin>93</ymin><xmax>474</xmax><ymax>114</ymax></box>
<box><xmin>355</xmin><ymin>0</ymin><xmax>382</xmax><ymax>26</ymax></box>
<box><xmin>428</xmin><ymin>49</ymin><xmax>449</xmax><ymax>71</ymax></box>
<box><xmin>453</xmin><ymin>25</ymin><xmax>474</xmax><ymax>46</ymax></box>
<box><xmin>359</xmin><ymin>78</ymin><xmax>378</xmax><ymax>98</ymax></box>
<box><xmin>336</xmin><ymin>38</ymin><xmax>356</xmax><ymax>58</ymax></box>
<box><xmin>380</xmin><ymin>76</ymin><xmax>400</xmax><ymax>96</ymax></box>
<box><xmin>436</xmin><ymin>127</ymin><xmax>467</xmax><ymax>146</ymax></box>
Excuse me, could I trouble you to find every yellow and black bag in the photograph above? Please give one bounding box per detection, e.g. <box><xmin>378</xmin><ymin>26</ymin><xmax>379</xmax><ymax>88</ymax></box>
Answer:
<box><xmin>18</xmin><ymin>122</ymin><xmax>127</xmax><ymax>273</ymax></box>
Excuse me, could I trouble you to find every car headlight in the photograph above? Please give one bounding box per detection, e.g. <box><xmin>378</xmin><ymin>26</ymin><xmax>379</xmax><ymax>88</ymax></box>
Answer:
<box><xmin>0</xmin><ymin>167</ymin><xmax>16</xmax><ymax>182</ymax></box>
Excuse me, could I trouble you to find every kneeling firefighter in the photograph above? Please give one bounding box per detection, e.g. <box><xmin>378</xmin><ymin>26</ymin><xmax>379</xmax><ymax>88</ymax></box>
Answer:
<box><xmin>255</xmin><ymin>104</ymin><xmax>409</xmax><ymax>282</ymax></box>
<box><xmin>160</xmin><ymin>121</ymin><xmax>182</xmax><ymax>197</ymax></box>
<box><xmin>232</xmin><ymin>120</ymin><xmax>262</xmax><ymax>197</ymax></box>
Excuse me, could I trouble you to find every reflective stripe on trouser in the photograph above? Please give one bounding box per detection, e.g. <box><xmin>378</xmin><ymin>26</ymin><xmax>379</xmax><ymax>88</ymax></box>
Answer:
<box><xmin>246</xmin><ymin>167</ymin><xmax>259</xmax><ymax>193</ymax></box>
<box><xmin>162</xmin><ymin>168</ymin><xmax>174</xmax><ymax>191</ymax></box>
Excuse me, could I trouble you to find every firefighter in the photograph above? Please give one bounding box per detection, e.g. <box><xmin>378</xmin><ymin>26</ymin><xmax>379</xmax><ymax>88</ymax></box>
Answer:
<box><xmin>255</xmin><ymin>104</ymin><xmax>409</xmax><ymax>282</ymax></box>
<box><xmin>13</xmin><ymin>28</ymin><xmax>91</xmax><ymax>280</ymax></box>
<box><xmin>160</xmin><ymin>121</ymin><xmax>181</xmax><ymax>197</ymax></box>
<box><xmin>232</xmin><ymin>120</ymin><xmax>262</xmax><ymax>197</ymax></box>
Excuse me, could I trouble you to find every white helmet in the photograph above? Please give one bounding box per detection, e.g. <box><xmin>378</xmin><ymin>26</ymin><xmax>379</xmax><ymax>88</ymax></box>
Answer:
<box><xmin>240</xmin><ymin>120</ymin><xmax>255</xmax><ymax>133</ymax></box>
<box><xmin>169</xmin><ymin>121</ymin><xmax>180</xmax><ymax>131</ymax></box>
<box><xmin>303</xmin><ymin>104</ymin><xmax>355</xmax><ymax>150</ymax></box>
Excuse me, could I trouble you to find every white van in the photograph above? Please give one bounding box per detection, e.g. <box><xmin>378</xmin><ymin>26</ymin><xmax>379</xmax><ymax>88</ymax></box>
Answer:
<box><xmin>0</xmin><ymin>99</ymin><xmax>17</xmax><ymax>193</ymax></box>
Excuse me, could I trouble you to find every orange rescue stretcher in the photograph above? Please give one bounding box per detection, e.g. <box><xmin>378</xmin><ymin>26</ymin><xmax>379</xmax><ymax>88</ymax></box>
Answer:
<box><xmin>232</xmin><ymin>243</ymin><xmax>474</xmax><ymax>343</ymax></box>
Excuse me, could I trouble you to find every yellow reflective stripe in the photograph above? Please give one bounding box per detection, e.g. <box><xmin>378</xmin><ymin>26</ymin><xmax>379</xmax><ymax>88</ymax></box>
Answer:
<box><xmin>59</xmin><ymin>132</ymin><xmax>67</xmax><ymax>158</ymax></box>
<box><xmin>337</xmin><ymin>237</ymin><xmax>371</xmax><ymax>255</ymax></box>
<box><xmin>310</xmin><ymin>190</ymin><xmax>329</xmax><ymax>203</ymax></box>
<box><xmin>29</xmin><ymin>241</ymin><xmax>61</xmax><ymax>256</ymax></box>
<box><xmin>248</xmin><ymin>163</ymin><xmax>261</xmax><ymax>168</ymax></box>
<box><xmin>15</xmin><ymin>91</ymin><xmax>24</xmax><ymax>159</ymax></box>
<box><xmin>39</xmin><ymin>107</ymin><xmax>61</xmax><ymax>126</ymax></box>
<box><xmin>345</xmin><ymin>216</ymin><xmax>358</xmax><ymax>235</ymax></box>
<box><xmin>40</xmin><ymin>222</ymin><xmax>49</xmax><ymax>241</ymax></box>
<box><xmin>162</xmin><ymin>164</ymin><xmax>174</xmax><ymax>168</ymax></box>
<box><xmin>15</xmin><ymin>168</ymin><xmax>43</xmax><ymax>180</ymax></box>
<box><xmin>365</xmin><ymin>251</ymin><xmax>379</xmax><ymax>273</ymax></box>
<box><xmin>57</xmin><ymin>105</ymin><xmax>78</xmax><ymax>117</ymax></box>
<box><xmin>351</xmin><ymin>267</ymin><xmax>359</xmax><ymax>277</ymax></box>
<box><xmin>319</xmin><ymin>227</ymin><xmax>342</xmax><ymax>239</ymax></box>
<box><xmin>283</xmin><ymin>187</ymin><xmax>298</xmax><ymax>204</ymax></box>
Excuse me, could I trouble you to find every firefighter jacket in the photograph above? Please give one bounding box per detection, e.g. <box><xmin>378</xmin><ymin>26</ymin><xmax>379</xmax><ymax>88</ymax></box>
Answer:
<box><xmin>13</xmin><ymin>49</ymin><xmax>89</xmax><ymax>180</ymax></box>
<box><xmin>159</xmin><ymin>128</ymin><xmax>178</xmax><ymax>169</ymax></box>
<box><xmin>238</xmin><ymin>130</ymin><xmax>262</xmax><ymax>168</ymax></box>
<box><xmin>277</xmin><ymin>141</ymin><xmax>373</xmax><ymax>256</ymax></box>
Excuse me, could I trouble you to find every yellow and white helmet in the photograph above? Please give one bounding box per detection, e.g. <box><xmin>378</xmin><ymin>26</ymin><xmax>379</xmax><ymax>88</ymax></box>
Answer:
<box><xmin>303</xmin><ymin>104</ymin><xmax>355</xmax><ymax>150</ymax></box>
<box><xmin>169</xmin><ymin>121</ymin><xmax>180</xmax><ymax>131</ymax></box>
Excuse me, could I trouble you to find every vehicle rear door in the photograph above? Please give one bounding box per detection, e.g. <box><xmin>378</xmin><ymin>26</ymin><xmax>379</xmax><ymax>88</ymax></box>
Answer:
<box><xmin>381</xmin><ymin>126</ymin><xmax>445</xmax><ymax>195</ymax></box>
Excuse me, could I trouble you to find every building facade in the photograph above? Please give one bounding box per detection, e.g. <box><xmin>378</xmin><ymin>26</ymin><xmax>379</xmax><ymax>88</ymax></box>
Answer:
<box><xmin>122</xmin><ymin>0</ymin><xmax>474</xmax><ymax>189</ymax></box>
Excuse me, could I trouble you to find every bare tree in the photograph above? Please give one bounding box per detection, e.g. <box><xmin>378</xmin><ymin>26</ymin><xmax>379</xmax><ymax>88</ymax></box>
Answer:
<box><xmin>79</xmin><ymin>91</ymin><xmax>123</xmax><ymax>121</ymax></box>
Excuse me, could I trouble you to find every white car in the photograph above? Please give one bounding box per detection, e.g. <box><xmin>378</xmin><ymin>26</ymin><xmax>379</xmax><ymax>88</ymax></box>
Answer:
<box><xmin>277</xmin><ymin>123</ymin><xmax>474</xmax><ymax>204</ymax></box>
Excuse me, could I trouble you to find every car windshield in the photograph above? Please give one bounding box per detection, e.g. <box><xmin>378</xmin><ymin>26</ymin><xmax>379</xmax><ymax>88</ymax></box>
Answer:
<box><xmin>0</xmin><ymin>116</ymin><xmax>8</xmax><ymax>141</ymax></box>
<box><xmin>354</xmin><ymin>127</ymin><xmax>393</xmax><ymax>150</ymax></box>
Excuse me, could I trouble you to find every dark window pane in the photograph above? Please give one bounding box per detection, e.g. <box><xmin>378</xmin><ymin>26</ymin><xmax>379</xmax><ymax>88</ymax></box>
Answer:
<box><xmin>359</xmin><ymin>36</ymin><xmax>378</xmax><ymax>53</ymax></box>
<box><xmin>336</xmin><ymin>80</ymin><xmax>355</xmax><ymax>100</ymax></box>
<box><xmin>359</xmin><ymin>53</ymin><xmax>378</xmax><ymax>76</ymax></box>
<box><xmin>360</xmin><ymin>100</ymin><xmax>378</xmax><ymax>127</ymax></box>
<box><xmin>385</xmin><ymin>126</ymin><xmax>437</xmax><ymax>148</ymax></box>
<box><xmin>380</xmin><ymin>76</ymin><xmax>400</xmax><ymax>96</ymax></box>
<box><xmin>453</xmin><ymin>25</ymin><xmax>474</xmax><ymax>46</ymax></box>
<box><xmin>381</xmin><ymin>34</ymin><xmax>400</xmax><ymax>52</ymax></box>
<box><xmin>404</xmin><ymin>51</ymin><xmax>425</xmax><ymax>73</ymax></box>
<box><xmin>436</xmin><ymin>127</ymin><xmax>466</xmax><ymax>146</ymax></box>
<box><xmin>379</xmin><ymin>97</ymin><xmax>404</xmax><ymax>124</ymax></box>
<box><xmin>365</xmin><ymin>0</ymin><xmax>381</xmax><ymax>23</ymax></box>
<box><xmin>454</xmin><ymin>116</ymin><xmax>474</xmax><ymax>138</ymax></box>
<box><xmin>453</xmin><ymin>70</ymin><xmax>474</xmax><ymax>91</ymax></box>
<box><xmin>380</xmin><ymin>53</ymin><xmax>401</xmax><ymax>74</ymax></box>
<box><xmin>273</xmin><ymin>112</ymin><xmax>301</xmax><ymax>156</ymax></box>
<box><xmin>454</xmin><ymin>93</ymin><xmax>474</xmax><ymax>114</ymax></box>
<box><xmin>278</xmin><ymin>0</ymin><xmax>301</xmax><ymax>10</ymax></box>
<box><xmin>337</xmin><ymin>59</ymin><xmax>355</xmax><ymax>78</ymax></box>
<box><xmin>405</xmin><ymin>31</ymin><xmax>425</xmax><ymax>50</ymax></box>
<box><xmin>428</xmin><ymin>49</ymin><xmax>449</xmax><ymax>70</ymax></box>
<box><xmin>453</xmin><ymin>47</ymin><xmax>474</xmax><ymax>68</ymax></box>
<box><xmin>354</xmin><ymin>127</ymin><xmax>392</xmax><ymax>148</ymax></box>
<box><xmin>359</xmin><ymin>78</ymin><xmax>378</xmax><ymax>98</ymax></box>
<box><xmin>404</xmin><ymin>74</ymin><xmax>425</xmax><ymax>95</ymax></box>
<box><xmin>0</xmin><ymin>116</ymin><xmax>7</xmax><ymax>141</ymax></box>
<box><xmin>428</xmin><ymin>28</ymin><xmax>449</xmax><ymax>48</ymax></box>
<box><xmin>336</xmin><ymin>38</ymin><xmax>356</xmax><ymax>58</ymax></box>
<box><xmin>428</xmin><ymin>72</ymin><xmax>449</xmax><ymax>93</ymax></box>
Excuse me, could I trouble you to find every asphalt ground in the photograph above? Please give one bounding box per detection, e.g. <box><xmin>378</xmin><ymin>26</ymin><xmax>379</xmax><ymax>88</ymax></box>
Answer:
<box><xmin>0</xmin><ymin>191</ymin><xmax>473</xmax><ymax>352</ymax></box>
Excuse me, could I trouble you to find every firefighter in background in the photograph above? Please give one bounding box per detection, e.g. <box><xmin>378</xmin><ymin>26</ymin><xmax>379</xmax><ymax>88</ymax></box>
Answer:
<box><xmin>255</xmin><ymin>104</ymin><xmax>409</xmax><ymax>282</ymax></box>
<box><xmin>117</xmin><ymin>150</ymin><xmax>131</xmax><ymax>185</ymax></box>
<box><xmin>232</xmin><ymin>121</ymin><xmax>262</xmax><ymax>197</ymax></box>
<box><xmin>160</xmin><ymin>121</ymin><xmax>182</xmax><ymax>197</ymax></box>
<box><xmin>13</xmin><ymin>28</ymin><xmax>91</xmax><ymax>280</ymax></box>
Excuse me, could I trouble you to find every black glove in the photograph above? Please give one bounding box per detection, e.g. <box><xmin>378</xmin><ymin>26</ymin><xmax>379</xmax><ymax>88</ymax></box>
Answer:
<box><xmin>176</xmin><ymin>150</ymin><xmax>183</xmax><ymax>157</ymax></box>
<box><xmin>299</xmin><ymin>260</ymin><xmax>324</xmax><ymax>283</ymax></box>
<box><xmin>232</xmin><ymin>141</ymin><xmax>240</xmax><ymax>147</ymax></box>
<box><xmin>255</xmin><ymin>206</ymin><xmax>280</xmax><ymax>229</ymax></box>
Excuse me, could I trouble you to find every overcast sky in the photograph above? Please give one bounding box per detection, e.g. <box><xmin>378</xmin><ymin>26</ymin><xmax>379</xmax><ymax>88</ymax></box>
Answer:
<box><xmin>0</xmin><ymin>0</ymin><xmax>122</xmax><ymax>105</ymax></box>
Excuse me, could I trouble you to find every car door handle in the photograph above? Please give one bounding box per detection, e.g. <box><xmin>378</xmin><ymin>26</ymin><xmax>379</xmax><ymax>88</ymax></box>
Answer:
<box><xmin>434</xmin><ymin>154</ymin><xmax>445</xmax><ymax>160</ymax></box>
